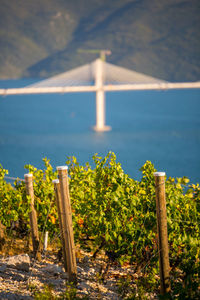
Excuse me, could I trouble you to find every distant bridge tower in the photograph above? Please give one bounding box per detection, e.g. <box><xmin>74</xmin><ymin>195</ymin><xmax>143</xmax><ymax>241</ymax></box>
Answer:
<box><xmin>78</xmin><ymin>49</ymin><xmax>111</xmax><ymax>131</ymax></box>
<box><xmin>93</xmin><ymin>58</ymin><xmax>111</xmax><ymax>131</ymax></box>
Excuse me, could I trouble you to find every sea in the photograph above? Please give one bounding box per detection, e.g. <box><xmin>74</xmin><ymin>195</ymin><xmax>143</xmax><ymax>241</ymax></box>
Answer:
<box><xmin>0</xmin><ymin>79</ymin><xmax>200</xmax><ymax>184</ymax></box>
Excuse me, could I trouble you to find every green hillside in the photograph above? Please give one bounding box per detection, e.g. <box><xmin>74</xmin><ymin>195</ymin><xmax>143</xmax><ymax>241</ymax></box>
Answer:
<box><xmin>0</xmin><ymin>0</ymin><xmax>199</xmax><ymax>81</ymax></box>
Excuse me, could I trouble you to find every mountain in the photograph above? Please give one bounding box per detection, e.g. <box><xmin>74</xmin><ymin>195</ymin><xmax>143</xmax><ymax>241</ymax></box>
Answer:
<box><xmin>0</xmin><ymin>0</ymin><xmax>199</xmax><ymax>81</ymax></box>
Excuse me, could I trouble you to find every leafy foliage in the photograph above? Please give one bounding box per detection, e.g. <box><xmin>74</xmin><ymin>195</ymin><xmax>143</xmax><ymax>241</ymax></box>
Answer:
<box><xmin>0</xmin><ymin>152</ymin><xmax>199</xmax><ymax>298</ymax></box>
<box><xmin>23</xmin><ymin>158</ymin><xmax>58</xmax><ymax>236</ymax></box>
<box><xmin>33</xmin><ymin>282</ymin><xmax>82</xmax><ymax>300</ymax></box>
<box><xmin>0</xmin><ymin>164</ymin><xmax>30</xmax><ymax>230</ymax></box>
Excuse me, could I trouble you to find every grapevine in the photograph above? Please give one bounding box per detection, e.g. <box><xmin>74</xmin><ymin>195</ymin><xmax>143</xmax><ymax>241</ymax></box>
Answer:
<box><xmin>0</xmin><ymin>152</ymin><xmax>199</xmax><ymax>298</ymax></box>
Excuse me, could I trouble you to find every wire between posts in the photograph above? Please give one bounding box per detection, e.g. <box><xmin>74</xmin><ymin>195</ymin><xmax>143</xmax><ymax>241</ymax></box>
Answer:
<box><xmin>4</xmin><ymin>176</ymin><xmax>25</xmax><ymax>182</ymax></box>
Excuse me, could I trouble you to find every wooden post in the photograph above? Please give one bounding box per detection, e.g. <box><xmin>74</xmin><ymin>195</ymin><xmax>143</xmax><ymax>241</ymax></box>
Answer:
<box><xmin>154</xmin><ymin>172</ymin><xmax>171</xmax><ymax>295</ymax></box>
<box><xmin>52</xmin><ymin>179</ymin><xmax>68</xmax><ymax>272</ymax></box>
<box><xmin>0</xmin><ymin>220</ymin><xmax>5</xmax><ymax>251</ymax></box>
<box><xmin>56</xmin><ymin>166</ymin><xmax>77</xmax><ymax>283</ymax></box>
<box><xmin>43</xmin><ymin>231</ymin><xmax>48</xmax><ymax>252</ymax></box>
<box><xmin>24</xmin><ymin>174</ymin><xmax>41</xmax><ymax>261</ymax></box>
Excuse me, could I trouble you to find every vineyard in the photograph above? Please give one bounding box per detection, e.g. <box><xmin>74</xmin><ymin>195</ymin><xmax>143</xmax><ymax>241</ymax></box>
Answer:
<box><xmin>0</xmin><ymin>152</ymin><xmax>200</xmax><ymax>299</ymax></box>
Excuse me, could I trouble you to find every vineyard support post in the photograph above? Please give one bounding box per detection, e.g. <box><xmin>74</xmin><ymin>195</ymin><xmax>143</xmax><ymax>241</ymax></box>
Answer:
<box><xmin>0</xmin><ymin>221</ymin><xmax>5</xmax><ymax>251</ymax></box>
<box><xmin>52</xmin><ymin>179</ymin><xmax>68</xmax><ymax>272</ymax></box>
<box><xmin>43</xmin><ymin>231</ymin><xmax>48</xmax><ymax>252</ymax></box>
<box><xmin>56</xmin><ymin>166</ymin><xmax>77</xmax><ymax>283</ymax></box>
<box><xmin>154</xmin><ymin>172</ymin><xmax>171</xmax><ymax>295</ymax></box>
<box><xmin>24</xmin><ymin>173</ymin><xmax>41</xmax><ymax>261</ymax></box>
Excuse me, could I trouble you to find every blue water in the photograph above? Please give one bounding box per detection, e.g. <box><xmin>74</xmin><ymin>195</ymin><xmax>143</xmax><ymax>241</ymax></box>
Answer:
<box><xmin>0</xmin><ymin>79</ymin><xmax>200</xmax><ymax>183</ymax></box>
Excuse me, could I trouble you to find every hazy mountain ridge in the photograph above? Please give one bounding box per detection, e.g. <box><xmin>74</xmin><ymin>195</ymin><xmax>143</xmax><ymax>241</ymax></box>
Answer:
<box><xmin>0</xmin><ymin>0</ymin><xmax>199</xmax><ymax>81</ymax></box>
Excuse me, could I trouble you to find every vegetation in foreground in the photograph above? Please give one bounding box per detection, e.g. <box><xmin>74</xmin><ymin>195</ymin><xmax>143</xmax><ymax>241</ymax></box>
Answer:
<box><xmin>0</xmin><ymin>152</ymin><xmax>199</xmax><ymax>299</ymax></box>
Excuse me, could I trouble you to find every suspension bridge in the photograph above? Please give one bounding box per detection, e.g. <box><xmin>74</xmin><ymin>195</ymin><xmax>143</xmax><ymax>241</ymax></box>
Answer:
<box><xmin>0</xmin><ymin>57</ymin><xmax>200</xmax><ymax>131</ymax></box>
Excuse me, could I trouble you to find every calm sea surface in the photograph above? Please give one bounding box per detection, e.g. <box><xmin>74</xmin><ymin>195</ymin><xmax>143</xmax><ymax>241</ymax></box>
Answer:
<box><xmin>0</xmin><ymin>79</ymin><xmax>200</xmax><ymax>183</ymax></box>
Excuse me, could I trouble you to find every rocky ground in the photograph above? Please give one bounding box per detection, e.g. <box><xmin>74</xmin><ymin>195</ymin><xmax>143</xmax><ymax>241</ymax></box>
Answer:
<box><xmin>0</xmin><ymin>250</ymin><xmax>146</xmax><ymax>299</ymax></box>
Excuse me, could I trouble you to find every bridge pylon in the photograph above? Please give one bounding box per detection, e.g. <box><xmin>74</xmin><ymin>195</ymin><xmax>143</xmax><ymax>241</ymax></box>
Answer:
<box><xmin>93</xmin><ymin>58</ymin><xmax>111</xmax><ymax>132</ymax></box>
